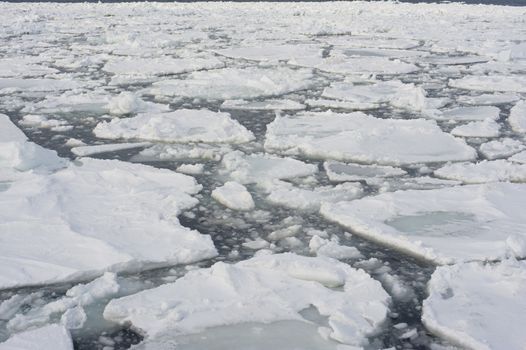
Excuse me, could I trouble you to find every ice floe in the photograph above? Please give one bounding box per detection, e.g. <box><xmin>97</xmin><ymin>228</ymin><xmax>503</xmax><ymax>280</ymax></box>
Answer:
<box><xmin>104</xmin><ymin>253</ymin><xmax>390</xmax><ymax>347</ymax></box>
<box><xmin>148</xmin><ymin>67</ymin><xmax>316</xmax><ymax>100</ymax></box>
<box><xmin>103</xmin><ymin>56</ymin><xmax>224</xmax><ymax>76</ymax></box>
<box><xmin>423</xmin><ymin>260</ymin><xmax>526</xmax><ymax>350</ymax></box>
<box><xmin>309</xmin><ymin>235</ymin><xmax>362</xmax><ymax>260</ymax></box>
<box><xmin>479</xmin><ymin>138</ymin><xmax>525</xmax><ymax>160</ymax></box>
<box><xmin>509</xmin><ymin>100</ymin><xmax>526</xmax><ymax>133</ymax></box>
<box><xmin>265</xmin><ymin>111</ymin><xmax>476</xmax><ymax>165</ymax></box>
<box><xmin>456</xmin><ymin>93</ymin><xmax>519</xmax><ymax>106</ymax></box>
<box><xmin>70</xmin><ymin>142</ymin><xmax>151</xmax><ymax>157</ymax></box>
<box><xmin>220</xmin><ymin>99</ymin><xmax>305</xmax><ymax>111</ymax></box>
<box><xmin>435</xmin><ymin>160</ymin><xmax>526</xmax><ymax>184</ymax></box>
<box><xmin>220</xmin><ymin>151</ymin><xmax>317</xmax><ymax>184</ymax></box>
<box><xmin>430</xmin><ymin>106</ymin><xmax>500</xmax><ymax>122</ymax></box>
<box><xmin>449</xmin><ymin>75</ymin><xmax>526</xmax><ymax>93</ymax></box>
<box><xmin>94</xmin><ymin>109</ymin><xmax>254</xmax><ymax>144</ymax></box>
<box><xmin>321</xmin><ymin>183</ymin><xmax>526</xmax><ymax>264</ymax></box>
<box><xmin>510</xmin><ymin>150</ymin><xmax>526</xmax><ymax>164</ymax></box>
<box><xmin>0</xmin><ymin>325</ymin><xmax>73</xmax><ymax>350</ymax></box>
<box><xmin>215</xmin><ymin>44</ymin><xmax>322</xmax><ymax>62</ymax></box>
<box><xmin>324</xmin><ymin>161</ymin><xmax>407</xmax><ymax>182</ymax></box>
<box><xmin>211</xmin><ymin>181</ymin><xmax>255</xmax><ymax>211</ymax></box>
<box><xmin>450</xmin><ymin>119</ymin><xmax>501</xmax><ymax>138</ymax></box>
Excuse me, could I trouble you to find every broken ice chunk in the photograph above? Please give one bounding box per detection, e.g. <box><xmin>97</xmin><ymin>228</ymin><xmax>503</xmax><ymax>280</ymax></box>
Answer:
<box><xmin>479</xmin><ymin>138</ymin><xmax>525</xmax><ymax>160</ymax></box>
<box><xmin>211</xmin><ymin>181</ymin><xmax>255</xmax><ymax>211</ymax></box>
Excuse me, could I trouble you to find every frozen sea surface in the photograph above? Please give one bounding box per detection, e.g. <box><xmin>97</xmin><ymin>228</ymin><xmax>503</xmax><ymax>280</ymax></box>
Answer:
<box><xmin>0</xmin><ymin>1</ymin><xmax>525</xmax><ymax>349</ymax></box>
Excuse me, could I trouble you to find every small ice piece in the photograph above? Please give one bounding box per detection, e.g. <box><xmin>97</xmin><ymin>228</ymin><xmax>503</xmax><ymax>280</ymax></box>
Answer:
<box><xmin>103</xmin><ymin>56</ymin><xmax>225</xmax><ymax>76</ymax></box>
<box><xmin>290</xmin><ymin>55</ymin><xmax>419</xmax><ymax>75</ymax></box>
<box><xmin>265</xmin><ymin>111</ymin><xmax>476</xmax><ymax>166</ymax></box>
<box><xmin>107</xmin><ymin>91</ymin><xmax>170</xmax><ymax>115</ymax></box>
<box><xmin>103</xmin><ymin>253</ymin><xmax>390</xmax><ymax>347</ymax></box>
<box><xmin>267</xmin><ymin>225</ymin><xmax>302</xmax><ymax>241</ymax></box>
<box><xmin>321</xmin><ymin>81</ymin><xmax>427</xmax><ymax>111</ymax></box>
<box><xmin>149</xmin><ymin>67</ymin><xmax>316</xmax><ymax>100</ymax></box>
<box><xmin>220</xmin><ymin>151</ymin><xmax>317</xmax><ymax>184</ymax></box>
<box><xmin>221</xmin><ymin>99</ymin><xmax>305</xmax><ymax>111</ymax></box>
<box><xmin>0</xmin><ymin>78</ymin><xmax>79</xmax><ymax>93</ymax></box>
<box><xmin>449</xmin><ymin>75</ymin><xmax>526</xmax><ymax>93</ymax></box>
<box><xmin>211</xmin><ymin>181</ymin><xmax>255</xmax><ymax>211</ymax></box>
<box><xmin>176</xmin><ymin>163</ymin><xmax>205</xmax><ymax>175</ymax></box>
<box><xmin>367</xmin><ymin>176</ymin><xmax>461</xmax><ymax>193</ymax></box>
<box><xmin>242</xmin><ymin>238</ymin><xmax>270</xmax><ymax>250</ymax></box>
<box><xmin>321</xmin><ymin>183</ymin><xmax>526</xmax><ymax>264</ymax></box>
<box><xmin>305</xmin><ymin>98</ymin><xmax>377</xmax><ymax>111</ymax></box>
<box><xmin>324</xmin><ymin>161</ymin><xmax>406</xmax><ymax>182</ymax></box>
<box><xmin>263</xmin><ymin>180</ymin><xmax>363</xmax><ymax>212</ymax></box>
<box><xmin>71</xmin><ymin>142</ymin><xmax>151</xmax><ymax>157</ymax></box>
<box><xmin>450</xmin><ymin>119</ymin><xmax>500</xmax><ymax>138</ymax></box>
<box><xmin>435</xmin><ymin>160</ymin><xmax>526</xmax><ymax>184</ymax></box>
<box><xmin>431</xmin><ymin>106</ymin><xmax>500</xmax><ymax>122</ymax></box>
<box><xmin>325</xmin><ymin>36</ymin><xmax>420</xmax><ymax>50</ymax></box>
<box><xmin>309</xmin><ymin>235</ymin><xmax>362</xmax><ymax>260</ymax></box>
<box><xmin>215</xmin><ymin>44</ymin><xmax>322</xmax><ymax>62</ymax></box>
<box><xmin>422</xmin><ymin>260</ymin><xmax>526</xmax><ymax>350</ymax></box>
<box><xmin>94</xmin><ymin>109</ymin><xmax>254</xmax><ymax>144</ymax></box>
<box><xmin>0</xmin><ymin>57</ymin><xmax>58</xmax><ymax>78</ymax></box>
<box><xmin>510</xmin><ymin>150</ymin><xmax>526</xmax><ymax>164</ymax></box>
<box><xmin>132</xmin><ymin>144</ymin><xmax>230</xmax><ymax>162</ymax></box>
<box><xmin>456</xmin><ymin>93</ymin><xmax>519</xmax><ymax>106</ymax></box>
<box><xmin>0</xmin><ymin>325</ymin><xmax>73</xmax><ymax>350</ymax></box>
<box><xmin>509</xmin><ymin>100</ymin><xmax>526</xmax><ymax>133</ymax></box>
<box><xmin>479</xmin><ymin>138</ymin><xmax>525</xmax><ymax>160</ymax></box>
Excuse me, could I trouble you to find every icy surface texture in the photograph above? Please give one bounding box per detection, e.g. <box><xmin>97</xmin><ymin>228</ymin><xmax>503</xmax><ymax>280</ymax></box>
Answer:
<box><xmin>0</xmin><ymin>325</ymin><xmax>73</xmax><ymax>350</ymax></box>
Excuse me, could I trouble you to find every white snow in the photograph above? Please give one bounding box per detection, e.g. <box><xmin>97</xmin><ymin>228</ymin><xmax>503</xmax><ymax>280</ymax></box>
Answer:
<box><xmin>324</xmin><ymin>161</ymin><xmax>407</xmax><ymax>182</ymax></box>
<box><xmin>94</xmin><ymin>109</ymin><xmax>254</xmax><ymax>144</ymax></box>
<box><xmin>220</xmin><ymin>151</ymin><xmax>317</xmax><ymax>184</ymax></box>
<box><xmin>321</xmin><ymin>183</ymin><xmax>526</xmax><ymax>264</ymax></box>
<box><xmin>0</xmin><ymin>325</ymin><xmax>73</xmax><ymax>350</ymax></box>
<box><xmin>211</xmin><ymin>181</ymin><xmax>255</xmax><ymax>211</ymax></box>
<box><xmin>104</xmin><ymin>253</ymin><xmax>390</xmax><ymax>347</ymax></box>
<box><xmin>450</xmin><ymin>119</ymin><xmax>501</xmax><ymax>138</ymax></box>
<box><xmin>509</xmin><ymin>100</ymin><xmax>526</xmax><ymax>133</ymax></box>
<box><xmin>479</xmin><ymin>138</ymin><xmax>525</xmax><ymax>160</ymax></box>
<box><xmin>435</xmin><ymin>160</ymin><xmax>526</xmax><ymax>184</ymax></box>
<box><xmin>149</xmin><ymin>67</ymin><xmax>316</xmax><ymax>100</ymax></box>
<box><xmin>423</xmin><ymin>260</ymin><xmax>526</xmax><ymax>350</ymax></box>
<box><xmin>265</xmin><ymin>111</ymin><xmax>476</xmax><ymax>165</ymax></box>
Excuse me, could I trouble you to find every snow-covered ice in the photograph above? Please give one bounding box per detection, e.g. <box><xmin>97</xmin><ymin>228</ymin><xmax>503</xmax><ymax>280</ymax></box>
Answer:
<box><xmin>70</xmin><ymin>142</ymin><xmax>151</xmax><ymax>157</ymax></box>
<box><xmin>265</xmin><ymin>111</ymin><xmax>476</xmax><ymax>165</ymax></box>
<box><xmin>321</xmin><ymin>183</ymin><xmax>526</xmax><ymax>264</ymax></box>
<box><xmin>94</xmin><ymin>109</ymin><xmax>254</xmax><ymax>144</ymax></box>
<box><xmin>104</xmin><ymin>253</ymin><xmax>390</xmax><ymax>347</ymax></box>
<box><xmin>450</xmin><ymin>119</ymin><xmax>501</xmax><ymax>138</ymax></box>
<box><xmin>479</xmin><ymin>138</ymin><xmax>525</xmax><ymax>160</ymax></box>
<box><xmin>509</xmin><ymin>100</ymin><xmax>526</xmax><ymax>133</ymax></box>
<box><xmin>220</xmin><ymin>99</ymin><xmax>305</xmax><ymax>111</ymax></box>
<box><xmin>449</xmin><ymin>75</ymin><xmax>526</xmax><ymax>93</ymax></box>
<box><xmin>431</xmin><ymin>106</ymin><xmax>500</xmax><ymax>122</ymax></box>
<box><xmin>435</xmin><ymin>160</ymin><xmax>526</xmax><ymax>184</ymax></box>
<box><xmin>423</xmin><ymin>260</ymin><xmax>526</xmax><ymax>350</ymax></box>
<box><xmin>324</xmin><ymin>161</ymin><xmax>407</xmax><ymax>182</ymax></box>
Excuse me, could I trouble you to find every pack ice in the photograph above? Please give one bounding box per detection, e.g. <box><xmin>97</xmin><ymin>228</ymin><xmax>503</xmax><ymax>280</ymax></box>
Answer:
<box><xmin>104</xmin><ymin>253</ymin><xmax>390</xmax><ymax>348</ymax></box>
<box><xmin>265</xmin><ymin>111</ymin><xmax>476</xmax><ymax>165</ymax></box>
<box><xmin>0</xmin><ymin>114</ymin><xmax>216</xmax><ymax>289</ymax></box>
<box><xmin>0</xmin><ymin>325</ymin><xmax>73</xmax><ymax>350</ymax></box>
<box><xmin>321</xmin><ymin>183</ymin><xmax>526</xmax><ymax>265</ymax></box>
<box><xmin>423</xmin><ymin>260</ymin><xmax>526</xmax><ymax>350</ymax></box>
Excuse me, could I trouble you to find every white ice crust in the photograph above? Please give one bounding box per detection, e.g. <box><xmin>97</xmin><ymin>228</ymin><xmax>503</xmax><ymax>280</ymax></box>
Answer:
<box><xmin>265</xmin><ymin>111</ymin><xmax>476</xmax><ymax>165</ymax></box>
<box><xmin>423</xmin><ymin>260</ymin><xmax>526</xmax><ymax>350</ymax></box>
<box><xmin>435</xmin><ymin>160</ymin><xmax>526</xmax><ymax>184</ymax></box>
<box><xmin>212</xmin><ymin>181</ymin><xmax>255</xmax><ymax>211</ymax></box>
<box><xmin>0</xmin><ymin>325</ymin><xmax>73</xmax><ymax>350</ymax></box>
<box><xmin>321</xmin><ymin>183</ymin><xmax>526</xmax><ymax>264</ymax></box>
<box><xmin>94</xmin><ymin>109</ymin><xmax>254</xmax><ymax>144</ymax></box>
<box><xmin>449</xmin><ymin>75</ymin><xmax>526</xmax><ymax>93</ymax></box>
<box><xmin>479</xmin><ymin>138</ymin><xmax>525</xmax><ymax>160</ymax></box>
<box><xmin>450</xmin><ymin>119</ymin><xmax>501</xmax><ymax>138</ymax></box>
<box><xmin>104</xmin><ymin>253</ymin><xmax>390</xmax><ymax>347</ymax></box>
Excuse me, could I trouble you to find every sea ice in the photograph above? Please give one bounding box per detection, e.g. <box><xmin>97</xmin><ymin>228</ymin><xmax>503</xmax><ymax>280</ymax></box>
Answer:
<box><xmin>479</xmin><ymin>138</ymin><xmax>525</xmax><ymax>160</ymax></box>
<box><xmin>324</xmin><ymin>161</ymin><xmax>407</xmax><ymax>182</ymax></box>
<box><xmin>176</xmin><ymin>163</ymin><xmax>205</xmax><ymax>175</ymax></box>
<box><xmin>434</xmin><ymin>160</ymin><xmax>526</xmax><ymax>184</ymax></box>
<box><xmin>449</xmin><ymin>75</ymin><xmax>526</xmax><ymax>93</ymax></box>
<box><xmin>94</xmin><ymin>109</ymin><xmax>254</xmax><ymax>144</ymax></box>
<box><xmin>309</xmin><ymin>235</ymin><xmax>362</xmax><ymax>260</ymax></box>
<box><xmin>0</xmin><ymin>325</ymin><xmax>73</xmax><ymax>350</ymax></box>
<box><xmin>132</xmin><ymin>143</ymin><xmax>230</xmax><ymax>162</ymax></box>
<box><xmin>104</xmin><ymin>253</ymin><xmax>390</xmax><ymax>347</ymax></box>
<box><xmin>431</xmin><ymin>106</ymin><xmax>500</xmax><ymax>122</ymax></box>
<box><xmin>211</xmin><ymin>181</ymin><xmax>255</xmax><ymax>211</ymax></box>
<box><xmin>220</xmin><ymin>151</ymin><xmax>317</xmax><ymax>184</ymax></box>
<box><xmin>423</xmin><ymin>55</ymin><xmax>488</xmax><ymax>65</ymax></box>
<box><xmin>103</xmin><ymin>56</ymin><xmax>225</xmax><ymax>76</ymax></box>
<box><xmin>456</xmin><ymin>93</ymin><xmax>519</xmax><ymax>106</ymax></box>
<box><xmin>19</xmin><ymin>114</ymin><xmax>72</xmax><ymax>132</ymax></box>
<box><xmin>215</xmin><ymin>44</ymin><xmax>322</xmax><ymax>62</ymax></box>
<box><xmin>265</xmin><ymin>111</ymin><xmax>476</xmax><ymax>165</ymax></box>
<box><xmin>0</xmin><ymin>78</ymin><xmax>79</xmax><ymax>93</ymax></box>
<box><xmin>422</xmin><ymin>260</ymin><xmax>526</xmax><ymax>350</ymax></box>
<box><xmin>70</xmin><ymin>142</ymin><xmax>151</xmax><ymax>157</ymax></box>
<box><xmin>510</xmin><ymin>150</ymin><xmax>526</xmax><ymax>164</ymax></box>
<box><xmin>508</xmin><ymin>100</ymin><xmax>526</xmax><ymax>133</ymax></box>
<box><xmin>321</xmin><ymin>183</ymin><xmax>526</xmax><ymax>264</ymax></box>
<box><xmin>148</xmin><ymin>66</ymin><xmax>316</xmax><ymax>100</ymax></box>
<box><xmin>450</xmin><ymin>119</ymin><xmax>500</xmax><ymax>138</ymax></box>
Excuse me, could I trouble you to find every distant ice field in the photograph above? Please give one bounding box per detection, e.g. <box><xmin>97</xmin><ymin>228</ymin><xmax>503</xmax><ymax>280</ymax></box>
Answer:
<box><xmin>0</xmin><ymin>1</ymin><xmax>525</xmax><ymax>350</ymax></box>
